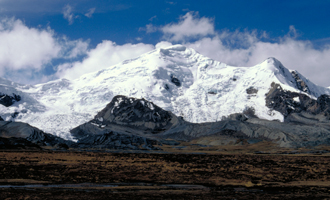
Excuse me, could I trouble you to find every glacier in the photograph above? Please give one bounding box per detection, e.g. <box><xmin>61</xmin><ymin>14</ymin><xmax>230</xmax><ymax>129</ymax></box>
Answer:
<box><xmin>0</xmin><ymin>44</ymin><xmax>329</xmax><ymax>140</ymax></box>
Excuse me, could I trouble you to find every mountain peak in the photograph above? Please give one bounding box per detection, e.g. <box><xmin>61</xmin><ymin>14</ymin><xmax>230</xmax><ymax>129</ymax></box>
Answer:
<box><xmin>161</xmin><ymin>44</ymin><xmax>187</xmax><ymax>51</ymax></box>
<box><xmin>259</xmin><ymin>57</ymin><xmax>286</xmax><ymax>72</ymax></box>
<box><xmin>265</xmin><ymin>57</ymin><xmax>281</xmax><ymax>64</ymax></box>
<box><xmin>158</xmin><ymin>44</ymin><xmax>198</xmax><ymax>59</ymax></box>
<box><xmin>1</xmin><ymin>47</ymin><xmax>330</xmax><ymax>140</ymax></box>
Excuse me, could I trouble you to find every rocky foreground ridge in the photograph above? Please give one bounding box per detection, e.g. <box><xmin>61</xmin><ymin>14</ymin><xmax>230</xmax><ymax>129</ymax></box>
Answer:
<box><xmin>71</xmin><ymin>92</ymin><xmax>330</xmax><ymax>149</ymax></box>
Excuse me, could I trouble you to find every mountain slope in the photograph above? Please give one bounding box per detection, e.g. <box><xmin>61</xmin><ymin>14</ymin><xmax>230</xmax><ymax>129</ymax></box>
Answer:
<box><xmin>71</xmin><ymin>95</ymin><xmax>330</xmax><ymax>148</ymax></box>
<box><xmin>0</xmin><ymin>120</ymin><xmax>73</xmax><ymax>149</ymax></box>
<box><xmin>0</xmin><ymin>45</ymin><xmax>329</xmax><ymax>140</ymax></box>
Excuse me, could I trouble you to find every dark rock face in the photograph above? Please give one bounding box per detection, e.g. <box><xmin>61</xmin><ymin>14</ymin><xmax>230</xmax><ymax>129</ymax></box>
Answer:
<box><xmin>226</xmin><ymin>113</ymin><xmax>248</xmax><ymax>122</ymax></box>
<box><xmin>26</xmin><ymin>130</ymin><xmax>73</xmax><ymax>148</ymax></box>
<box><xmin>11</xmin><ymin>112</ymin><xmax>19</xmax><ymax>118</ymax></box>
<box><xmin>0</xmin><ymin>137</ymin><xmax>41</xmax><ymax>150</ymax></box>
<box><xmin>291</xmin><ymin>70</ymin><xmax>310</xmax><ymax>94</ymax></box>
<box><xmin>246</xmin><ymin>87</ymin><xmax>258</xmax><ymax>100</ymax></box>
<box><xmin>243</xmin><ymin>107</ymin><xmax>257</xmax><ymax>118</ymax></box>
<box><xmin>207</xmin><ymin>91</ymin><xmax>217</xmax><ymax>95</ymax></box>
<box><xmin>308</xmin><ymin>95</ymin><xmax>330</xmax><ymax>115</ymax></box>
<box><xmin>70</xmin><ymin>95</ymin><xmax>182</xmax><ymax>150</ymax></box>
<box><xmin>0</xmin><ymin>121</ymin><xmax>73</xmax><ymax>149</ymax></box>
<box><xmin>265</xmin><ymin>82</ymin><xmax>304</xmax><ymax>116</ymax></box>
<box><xmin>70</xmin><ymin>123</ymin><xmax>163</xmax><ymax>150</ymax></box>
<box><xmin>246</xmin><ymin>87</ymin><xmax>258</xmax><ymax>94</ymax></box>
<box><xmin>266</xmin><ymin>82</ymin><xmax>330</xmax><ymax>118</ymax></box>
<box><xmin>170</xmin><ymin>74</ymin><xmax>181</xmax><ymax>87</ymax></box>
<box><xmin>0</xmin><ymin>93</ymin><xmax>21</xmax><ymax>107</ymax></box>
<box><xmin>73</xmin><ymin>131</ymin><xmax>161</xmax><ymax>150</ymax></box>
<box><xmin>93</xmin><ymin>95</ymin><xmax>177</xmax><ymax>134</ymax></box>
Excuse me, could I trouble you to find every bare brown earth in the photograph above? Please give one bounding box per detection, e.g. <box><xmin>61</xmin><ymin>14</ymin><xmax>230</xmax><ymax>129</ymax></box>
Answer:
<box><xmin>1</xmin><ymin>147</ymin><xmax>330</xmax><ymax>199</ymax></box>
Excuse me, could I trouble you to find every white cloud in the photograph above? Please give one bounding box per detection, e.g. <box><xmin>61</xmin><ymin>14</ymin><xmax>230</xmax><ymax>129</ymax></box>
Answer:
<box><xmin>135</xmin><ymin>37</ymin><xmax>143</xmax><ymax>41</ymax></box>
<box><xmin>161</xmin><ymin>11</ymin><xmax>215</xmax><ymax>41</ymax></box>
<box><xmin>141</xmin><ymin>12</ymin><xmax>330</xmax><ymax>87</ymax></box>
<box><xmin>142</xmin><ymin>23</ymin><xmax>158</xmax><ymax>33</ymax></box>
<box><xmin>149</xmin><ymin>15</ymin><xmax>157</xmax><ymax>21</ymax></box>
<box><xmin>5</xmin><ymin>68</ymin><xmax>54</xmax><ymax>85</ymax></box>
<box><xmin>244</xmin><ymin>38</ymin><xmax>330</xmax><ymax>87</ymax></box>
<box><xmin>155</xmin><ymin>41</ymin><xmax>173</xmax><ymax>49</ymax></box>
<box><xmin>63</xmin><ymin>4</ymin><xmax>74</xmax><ymax>25</ymax></box>
<box><xmin>186</xmin><ymin>36</ymin><xmax>251</xmax><ymax>66</ymax></box>
<box><xmin>62</xmin><ymin>38</ymin><xmax>89</xmax><ymax>59</ymax></box>
<box><xmin>185</xmin><ymin>33</ymin><xmax>330</xmax><ymax>87</ymax></box>
<box><xmin>85</xmin><ymin>8</ymin><xmax>95</xmax><ymax>18</ymax></box>
<box><xmin>146</xmin><ymin>24</ymin><xmax>157</xmax><ymax>33</ymax></box>
<box><xmin>1</xmin><ymin>11</ymin><xmax>330</xmax><ymax>88</ymax></box>
<box><xmin>56</xmin><ymin>41</ymin><xmax>155</xmax><ymax>80</ymax></box>
<box><xmin>0</xmin><ymin>18</ymin><xmax>61</xmax><ymax>73</ymax></box>
<box><xmin>287</xmin><ymin>25</ymin><xmax>298</xmax><ymax>39</ymax></box>
<box><xmin>0</xmin><ymin>18</ymin><xmax>89</xmax><ymax>84</ymax></box>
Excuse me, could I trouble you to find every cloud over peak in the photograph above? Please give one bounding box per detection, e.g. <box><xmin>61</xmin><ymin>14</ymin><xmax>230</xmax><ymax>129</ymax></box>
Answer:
<box><xmin>1</xmin><ymin>10</ymin><xmax>330</xmax><ymax>87</ymax></box>
<box><xmin>161</xmin><ymin>12</ymin><xmax>215</xmax><ymax>41</ymax></box>
<box><xmin>184</xmin><ymin>29</ymin><xmax>330</xmax><ymax>87</ymax></box>
<box><xmin>138</xmin><ymin>11</ymin><xmax>330</xmax><ymax>86</ymax></box>
<box><xmin>56</xmin><ymin>41</ymin><xmax>155</xmax><ymax>80</ymax></box>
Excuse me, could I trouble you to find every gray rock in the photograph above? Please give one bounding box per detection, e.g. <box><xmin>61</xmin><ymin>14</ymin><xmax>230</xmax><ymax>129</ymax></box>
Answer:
<box><xmin>0</xmin><ymin>93</ymin><xmax>21</xmax><ymax>107</ymax></box>
<box><xmin>0</xmin><ymin>121</ymin><xmax>73</xmax><ymax>149</ymax></box>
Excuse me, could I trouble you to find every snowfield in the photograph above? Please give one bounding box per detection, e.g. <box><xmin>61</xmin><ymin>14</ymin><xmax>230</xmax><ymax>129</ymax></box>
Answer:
<box><xmin>0</xmin><ymin>45</ymin><xmax>329</xmax><ymax>140</ymax></box>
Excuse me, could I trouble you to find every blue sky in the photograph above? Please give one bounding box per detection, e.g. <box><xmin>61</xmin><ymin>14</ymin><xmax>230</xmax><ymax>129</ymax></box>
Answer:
<box><xmin>1</xmin><ymin>0</ymin><xmax>330</xmax><ymax>86</ymax></box>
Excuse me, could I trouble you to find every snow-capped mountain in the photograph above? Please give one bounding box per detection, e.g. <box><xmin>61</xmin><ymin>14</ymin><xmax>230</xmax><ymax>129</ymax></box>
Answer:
<box><xmin>0</xmin><ymin>45</ymin><xmax>329</xmax><ymax>140</ymax></box>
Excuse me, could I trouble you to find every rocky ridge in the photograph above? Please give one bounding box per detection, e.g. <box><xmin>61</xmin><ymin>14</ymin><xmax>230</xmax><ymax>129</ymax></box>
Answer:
<box><xmin>0</xmin><ymin>121</ymin><xmax>73</xmax><ymax>150</ymax></box>
<box><xmin>70</xmin><ymin>94</ymin><xmax>330</xmax><ymax>148</ymax></box>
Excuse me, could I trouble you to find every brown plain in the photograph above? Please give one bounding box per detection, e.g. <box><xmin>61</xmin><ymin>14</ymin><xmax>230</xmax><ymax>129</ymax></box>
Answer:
<box><xmin>1</xmin><ymin>147</ymin><xmax>330</xmax><ymax>199</ymax></box>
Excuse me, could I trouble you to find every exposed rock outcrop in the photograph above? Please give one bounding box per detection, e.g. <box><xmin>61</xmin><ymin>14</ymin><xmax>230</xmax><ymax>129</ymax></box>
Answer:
<box><xmin>92</xmin><ymin>95</ymin><xmax>178</xmax><ymax>134</ymax></box>
<box><xmin>0</xmin><ymin>93</ymin><xmax>21</xmax><ymax>107</ymax></box>
<box><xmin>0</xmin><ymin>121</ymin><xmax>73</xmax><ymax>149</ymax></box>
<box><xmin>266</xmin><ymin>82</ymin><xmax>330</xmax><ymax>119</ymax></box>
<box><xmin>0</xmin><ymin>137</ymin><xmax>41</xmax><ymax>150</ymax></box>
<box><xmin>246</xmin><ymin>87</ymin><xmax>258</xmax><ymax>94</ymax></box>
<box><xmin>291</xmin><ymin>70</ymin><xmax>311</xmax><ymax>94</ymax></box>
<box><xmin>170</xmin><ymin>74</ymin><xmax>181</xmax><ymax>87</ymax></box>
<box><xmin>72</xmin><ymin>131</ymin><xmax>161</xmax><ymax>150</ymax></box>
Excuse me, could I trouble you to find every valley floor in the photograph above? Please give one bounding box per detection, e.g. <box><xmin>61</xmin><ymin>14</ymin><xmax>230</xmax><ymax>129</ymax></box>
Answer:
<box><xmin>1</xmin><ymin>150</ymin><xmax>330</xmax><ymax>199</ymax></box>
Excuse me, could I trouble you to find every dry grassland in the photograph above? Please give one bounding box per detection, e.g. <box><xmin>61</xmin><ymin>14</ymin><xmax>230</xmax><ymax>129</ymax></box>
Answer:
<box><xmin>1</xmin><ymin>150</ymin><xmax>330</xmax><ymax>199</ymax></box>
